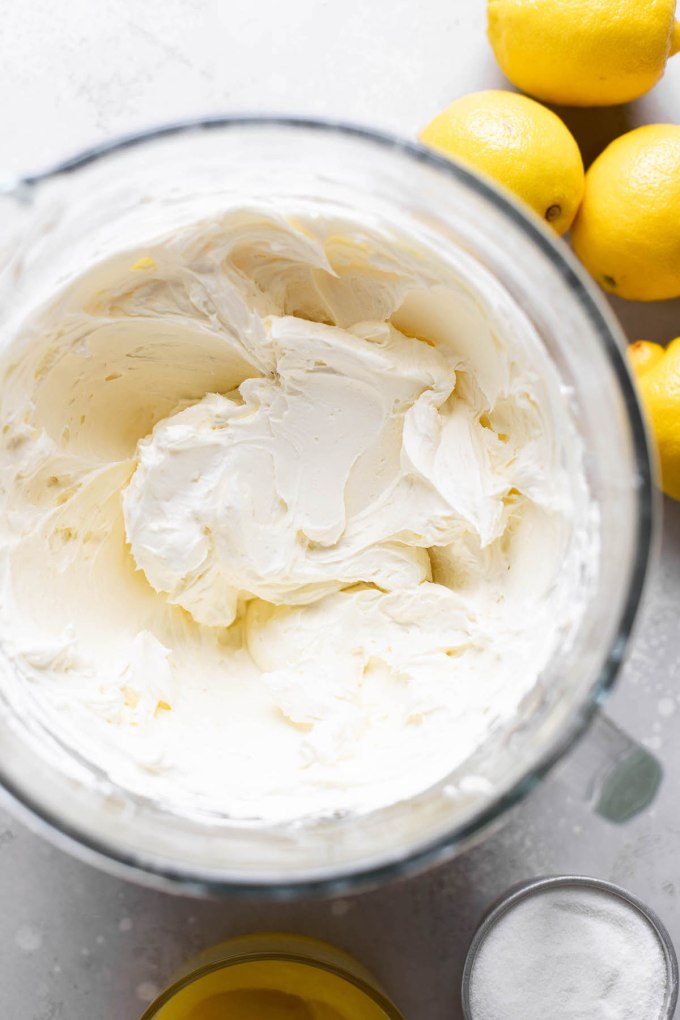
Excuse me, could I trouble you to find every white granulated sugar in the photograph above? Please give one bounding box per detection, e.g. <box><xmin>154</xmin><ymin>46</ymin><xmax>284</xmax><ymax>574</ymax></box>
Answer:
<box><xmin>469</xmin><ymin>886</ymin><xmax>669</xmax><ymax>1019</ymax></box>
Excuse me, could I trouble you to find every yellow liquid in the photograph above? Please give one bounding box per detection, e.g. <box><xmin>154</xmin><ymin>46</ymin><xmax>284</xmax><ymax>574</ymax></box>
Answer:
<box><xmin>153</xmin><ymin>960</ymin><xmax>393</xmax><ymax>1020</ymax></box>
<box><xmin>168</xmin><ymin>989</ymin><xmax>343</xmax><ymax>1019</ymax></box>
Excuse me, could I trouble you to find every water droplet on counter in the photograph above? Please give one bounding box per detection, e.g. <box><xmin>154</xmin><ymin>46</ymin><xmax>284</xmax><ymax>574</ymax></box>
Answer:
<box><xmin>137</xmin><ymin>981</ymin><xmax>160</xmax><ymax>1003</ymax></box>
<box><xmin>16</xmin><ymin>924</ymin><xmax>42</xmax><ymax>952</ymax></box>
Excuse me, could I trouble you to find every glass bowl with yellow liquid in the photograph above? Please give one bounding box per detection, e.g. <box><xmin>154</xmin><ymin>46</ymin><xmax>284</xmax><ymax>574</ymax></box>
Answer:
<box><xmin>141</xmin><ymin>933</ymin><xmax>404</xmax><ymax>1020</ymax></box>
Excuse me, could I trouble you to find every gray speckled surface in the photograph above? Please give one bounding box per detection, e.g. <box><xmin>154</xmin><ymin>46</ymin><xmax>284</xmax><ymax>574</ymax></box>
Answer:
<box><xmin>1</xmin><ymin>2</ymin><xmax>679</xmax><ymax>1018</ymax></box>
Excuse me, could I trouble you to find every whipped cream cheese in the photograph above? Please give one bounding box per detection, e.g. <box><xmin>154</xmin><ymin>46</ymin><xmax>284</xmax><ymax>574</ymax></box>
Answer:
<box><xmin>0</xmin><ymin>202</ymin><xmax>589</xmax><ymax>821</ymax></box>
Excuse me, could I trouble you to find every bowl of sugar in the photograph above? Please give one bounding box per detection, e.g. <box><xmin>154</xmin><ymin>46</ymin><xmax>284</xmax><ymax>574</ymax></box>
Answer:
<box><xmin>462</xmin><ymin>875</ymin><xmax>678</xmax><ymax>1019</ymax></box>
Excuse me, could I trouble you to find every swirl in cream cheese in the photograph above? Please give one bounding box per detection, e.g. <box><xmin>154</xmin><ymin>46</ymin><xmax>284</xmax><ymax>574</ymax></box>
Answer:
<box><xmin>0</xmin><ymin>206</ymin><xmax>588</xmax><ymax>820</ymax></box>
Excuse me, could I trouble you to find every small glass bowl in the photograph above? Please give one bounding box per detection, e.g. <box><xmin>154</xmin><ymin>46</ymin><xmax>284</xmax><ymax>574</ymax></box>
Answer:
<box><xmin>461</xmin><ymin>875</ymin><xmax>679</xmax><ymax>1019</ymax></box>
<box><xmin>141</xmin><ymin>932</ymin><xmax>405</xmax><ymax>1019</ymax></box>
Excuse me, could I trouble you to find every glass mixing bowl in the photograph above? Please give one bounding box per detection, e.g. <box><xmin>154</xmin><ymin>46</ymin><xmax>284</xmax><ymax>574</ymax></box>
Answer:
<box><xmin>0</xmin><ymin>118</ymin><xmax>655</xmax><ymax>896</ymax></box>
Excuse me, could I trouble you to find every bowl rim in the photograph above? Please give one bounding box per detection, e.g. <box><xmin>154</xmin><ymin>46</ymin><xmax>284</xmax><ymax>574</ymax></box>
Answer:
<box><xmin>0</xmin><ymin>115</ymin><xmax>656</xmax><ymax>897</ymax></box>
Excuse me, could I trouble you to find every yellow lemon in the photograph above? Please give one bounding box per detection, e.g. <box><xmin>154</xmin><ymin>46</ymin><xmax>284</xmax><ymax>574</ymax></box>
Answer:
<box><xmin>488</xmin><ymin>0</ymin><xmax>680</xmax><ymax>106</ymax></box>
<box><xmin>627</xmin><ymin>340</ymin><xmax>666</xmax><ymax>376</ymax></box>
<box><xmin>628</xmin><ymin>338</ymin><xmax>680</xmax><ymax>501</ymax></box>
<box><xmin>571</xmin><ymin>125</ymin><xmax>680</xmax><ymax>302</ymax></box>
<box><xmin>419</xmin><ymin>90</ymin><xmax>584</xmax><ymax>235</ymax></box>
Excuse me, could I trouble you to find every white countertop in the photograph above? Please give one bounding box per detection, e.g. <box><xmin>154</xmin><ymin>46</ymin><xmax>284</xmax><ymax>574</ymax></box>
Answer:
<box><xmin>1</xmin><ymin>2</ymin><xmax>680</xmax><ymax>1017</ymax></box>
